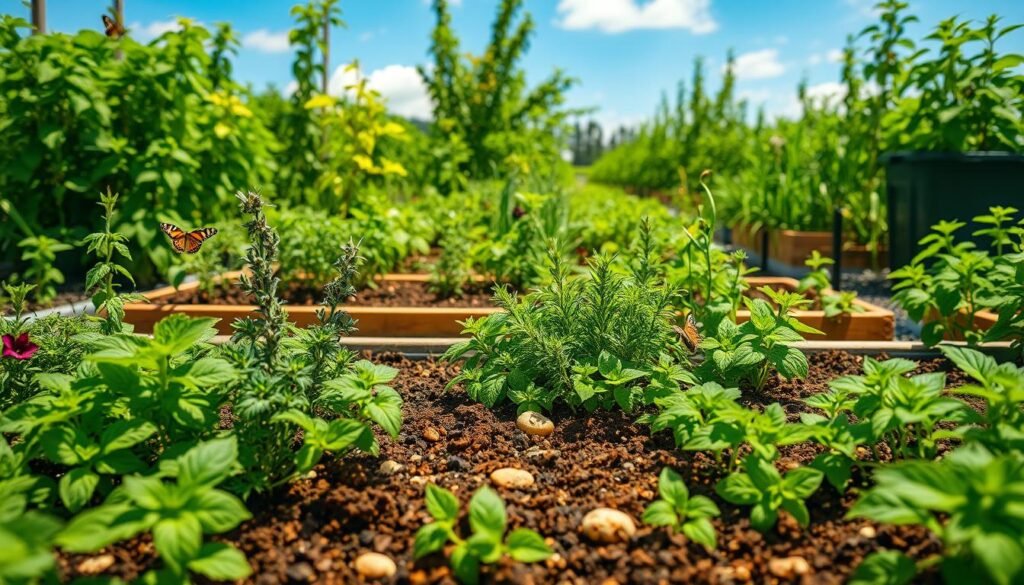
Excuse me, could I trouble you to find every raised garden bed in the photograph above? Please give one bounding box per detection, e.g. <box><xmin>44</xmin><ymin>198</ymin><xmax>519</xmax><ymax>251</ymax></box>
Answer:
<box><xmin>122</xmin><ymin>274</ymin><xmax>893</xmax><ymax>340</ymax></box>
<box><xmin>122</xmin><ymin>272</ymin><xmax>499</xmax><ymax>336</ymax></box>
<box><xmin>747</xmin><ymin>277</ymin><xmax>894</xmax><ymax>341</ymax></box>
<box><xmin>56</xmin><ymin>350</ymin><xmax>969</xmax><ymax>584</ymax></box>
<box><xmin>731</xmin><ymin>225</ymin><xmax>886</xmax><ymax>273</ymax></box>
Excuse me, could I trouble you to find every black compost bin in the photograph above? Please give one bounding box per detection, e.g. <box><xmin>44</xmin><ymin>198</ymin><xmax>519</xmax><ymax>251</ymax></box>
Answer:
<box><xmin>883</xmin><ymin>151</ymin><xmax>1024</xmax><ymax>268</ymax></box>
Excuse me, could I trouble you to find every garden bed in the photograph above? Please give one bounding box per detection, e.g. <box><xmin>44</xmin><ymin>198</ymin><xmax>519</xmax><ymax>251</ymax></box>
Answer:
<box><xmin>58</xmin><ymin>351</ymin><xmax>958</xmax><ymax>584</ymax></box>
<box><xmin>122</xmin><ymin>274</ymin><xmax>893</xmax><ymax>341</ymax></box>
<box><xmin>742</xmin><ymin>277</ymin><xmax>894</xmax><ymax>341</ymax></box>
<box><xmin>123</xmin><ymin>273</ymin><xmax>500</xmax><ymax>336</ymax></box>
<box><xmin>731</xmin><ymin>225</ymin><xmax>886</xmax><ymax>272</ymax></box>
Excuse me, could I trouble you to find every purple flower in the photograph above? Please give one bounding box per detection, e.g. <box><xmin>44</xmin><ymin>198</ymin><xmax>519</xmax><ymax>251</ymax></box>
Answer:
<box><xmin>2</xmin><ymin>333</ymin><xmax>38</xmax><ymax>360</ymax></box>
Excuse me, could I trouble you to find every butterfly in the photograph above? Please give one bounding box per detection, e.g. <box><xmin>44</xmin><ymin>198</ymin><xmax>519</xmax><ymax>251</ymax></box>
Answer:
<box><xmin>160</xmin><ymin>223</ymin><xmax>218</xmax><ymax>254</ymax></box>
<box><xmin>102</xmin><ymin>15</ymin><xmax>124</xmax><ymax>39</ymax></box>
<box><xmin>673</xmin><ymin>312</ymin><xmax>702</xmax><ymax>353</ymax></box>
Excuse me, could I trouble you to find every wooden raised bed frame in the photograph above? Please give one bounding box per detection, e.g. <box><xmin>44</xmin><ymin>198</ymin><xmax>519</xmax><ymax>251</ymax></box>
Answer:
<box><xmin>731</xmin><ymin>224</ymin><xmax>886</xmax><ymax>270</ymax></box>
<box><xmin>123</xmin><ymin>273</ymin><xmax>894</xmax><ymax>341</ymax></box>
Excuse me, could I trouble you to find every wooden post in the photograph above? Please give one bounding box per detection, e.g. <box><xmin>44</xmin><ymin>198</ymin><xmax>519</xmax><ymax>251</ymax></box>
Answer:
<box><xmin>114</xmin><ymin>0</ymin><xmax>124</xmax><ymax>25</ymax></box>
<box><xmin>322</xmin><ymin>14</ymin><xmax>330</xmax><ymax>95</ymax></box>
<box><xmin>31</xmin><ymin>0</ymin><xmax>46</xmax><ymax>35</ymax></box>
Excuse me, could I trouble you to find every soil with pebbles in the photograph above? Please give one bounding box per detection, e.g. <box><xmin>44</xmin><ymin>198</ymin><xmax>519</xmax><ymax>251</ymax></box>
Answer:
<box><xmin>153</xmin><ymin>279</ymin><xmax>496</xmax><ymax>309</ymax></box>
<box><xmin>57</xmin><ymin>350</ymin><xmax>977</xmax><ymax>584</ymax></box>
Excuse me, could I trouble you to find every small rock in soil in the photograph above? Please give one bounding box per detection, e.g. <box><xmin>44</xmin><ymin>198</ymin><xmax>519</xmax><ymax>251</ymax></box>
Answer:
<box><xmin>581</xmin><ymin>508</ymin><xmax>636</xmax><ymax>543</ymax></box>
<box><xmin>768</xmin><ymin>556</ymin><xmax>811</xmax><ymax>579</ymax></box>
<box><xmin>285</xmin><ymin>561</ymin><xmax>316</xmax><ymax>582</ymax></box>
<box><xmin>423</xmin><ymin>427</ymin><xmax>441</xmax><ymax>442</ymax></box>
<box><xmin>490</xmin><ymin>467</ymin><xmax>535</xmax><ymax>489</ymax></box>
<box><xmin>76</xmin><ymin>554</ymin><xmax>115</xmax><ymax>575</ymax></box>
<box><xmin>517</xmin><ymin>411</ymin><xmax>554</xmax><ymax>437</ymax></box>
<box><xmin>859</xmin><ymin>525</ymin><xmax>877</xmax><ymax>538</ymax></box>
<box><xmin>379</xmin><ymin>460</ymin><xmax>404</xmax><ymax>476</ymax></box>
<box><xmin>446</xmin><ymin>455</ymin><xmax>470</xmax><ymax>471</ymax></box>
<box><xmin>354</xmin><ymin>552</ymin><xmax>397</xmax><ymax>580</ymax></box>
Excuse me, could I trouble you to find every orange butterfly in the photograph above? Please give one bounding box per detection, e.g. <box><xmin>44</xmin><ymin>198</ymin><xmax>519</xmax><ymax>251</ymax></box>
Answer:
<box><xmin>160</xmin><ymin>223</ymin><xmax>218</xmax><ymax>254</ymax></box>
<box><xmin>673</xmin><ymin>313</ymin><xmax>702</xmax><ymax>353</ymax></box>
<box><xmin>102</xmin><ymin>15</ymin><xmax>124</xmax><ymax>39</ymax></box>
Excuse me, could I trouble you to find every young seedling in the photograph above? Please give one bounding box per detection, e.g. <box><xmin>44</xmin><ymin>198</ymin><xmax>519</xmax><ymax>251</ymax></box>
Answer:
<box><xmin>414</xmin><ymin>484</ymin><xmax>552</xmax><ymax>585</ymax></box>
<box><xmin>642</xmin><ymin>467</ymin><xmax>720</xmax><ymax>549</ymax></box>
<box><xmin>716</xmin><ymin>455</ymin><xmax>824</xmax><ymax>533</ymax></box>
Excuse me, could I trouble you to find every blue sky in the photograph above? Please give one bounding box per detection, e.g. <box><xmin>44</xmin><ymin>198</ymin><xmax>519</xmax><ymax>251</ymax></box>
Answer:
<box><xmin>21</xmin><ymin>0</ymin><xmax>1024</xmax><ymax>129</ymax></box>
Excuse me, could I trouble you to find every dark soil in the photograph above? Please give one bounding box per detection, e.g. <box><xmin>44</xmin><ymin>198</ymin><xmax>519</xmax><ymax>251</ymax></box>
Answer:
<box><xmin>59</xmin><ymin>350</ymin><xmax>971</xmax><ymax>584</ymax></box>
<box><xmin>153</xmin><ymin>280</ymin><xmax>496</xmax><ymax>309</ymax></box>
<box><xmin>3</xmin><ymin>290</ymin><xmax>90</xmax><ymax>316</ymax></box>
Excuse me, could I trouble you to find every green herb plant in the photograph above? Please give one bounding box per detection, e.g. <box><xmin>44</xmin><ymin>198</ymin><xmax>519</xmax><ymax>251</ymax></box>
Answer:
<box><xmin>414</xmin><ymin>484</ymin><xmax>552</xmax><ymax>585</ymax></box>
<box><xmin>642</xmin><ymin>467</ymin><xmax>720</xmax><ymax>550</ymax></box>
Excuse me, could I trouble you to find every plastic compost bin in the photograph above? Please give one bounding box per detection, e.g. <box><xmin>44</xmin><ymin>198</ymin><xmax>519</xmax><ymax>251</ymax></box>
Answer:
<box><xmin>883</xmin><ymin>151</ymin><xmax>1024</xmax><ymax>268</ymax></box>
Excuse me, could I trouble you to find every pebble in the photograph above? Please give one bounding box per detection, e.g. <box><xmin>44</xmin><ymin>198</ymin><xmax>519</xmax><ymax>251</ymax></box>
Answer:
<box><xmin>859</xmin><ymin>525</ymin><xmax>877</xmax><ymax>538</ymax></box>
<box><xmin>490</xmin><ymin>467</ymin><xmax>536</xmax><ymax>488</ymax></box>
<box><xmin>379</xmin><ymin>460</ymin><xmax>404</xmax><ymax>476</ymax></box>
<box><xmin>517</xmin><ymin>411</ymin><xmax>554</xmax><ymax>437</ymax></box>
<box><xmin>285</xmin><ymin>561</ymin><xmax>315</xmax><ymax>582</ymax></box>
<box><xmin>355</xmin><ymin>552</ymin><xmax>397</xmax><ymax>580</ymax></box>
<box><xmin>447</xmin><ymin>455</ymin><xmax>471</xmax><ymax>472</ymax></box>
<box><xmin>581</xmin><ymin>508</ymin><xmax>636</xmax><ymax>543</ymax></box>
<box><xmin>621</xmin><ymin>461</ymin><xmax>636</xmax><ymax>471</ymax></box>
<box><xmin>768</xmin><ymin>556</ymin><xmax>811</xmax><ymax>579</ymax></box>
<box><xmin>76</xmin><ymin>554</ymin><xmax>115</xmax><ymax>575</ymax></box>
<box><xmin>410</xmin><ymin>454</ymin><xmax>423</xmax><ymax>463</ymax></box>
<box><xmin>423</xmin><ymin>427</ymin><xmax>441</xmax><ymax>442</ymax></box>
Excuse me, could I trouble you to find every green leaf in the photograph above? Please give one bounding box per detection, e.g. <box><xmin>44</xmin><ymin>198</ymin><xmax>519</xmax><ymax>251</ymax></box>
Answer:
<box><xmin>746</xmin><ymin>299</ymin><xmax>775</xmax><ymax>332</ymax></box>
<box><xmin>190</xmin><ymin>490</ymin><xmax>251</xmax><ymax>533</ymax></box>
<box><xmin>971</xmin><ymin>532</ymin><xmax>1024</xmax><ymax>585</ymax></box>
<box><xmin>151</xmin><ymin>315</ymin><xmax>218</xmax><ymax>355</ymax></box>
<box><xmin>466</xmin><ymin>532</ymin><xmax>502</xmax><ymax>564</ymax></box>
<box><xmin>777</xmin><ymin>346</ymin><xmax>809</xmax><ymax>380</ymax></box>
<box><xmin>681</xmin><ymin>517</ymin><xmax>717</xmax><ymax>550</ymax></box>
<box><xmin>686</xmin><ymin>495</ymin><xmax>720</xmax><ymax>519</ymax></box>
<box><xmin>749</xmin><ymin>501</ymin><xmax>778</xmax><ymax>532</ymax></box>
<box><xmin>101</xmin><ymin>420</ymin><xmax>158</xmax><ymax>454</ymax></box>
<box><xmin>716</xmin><ymin>473</ymin><xmax>760</xmax><ymax>505</ymax></box>
<box><xmin>781</xmin><ymin>498</ymin><xmax>810</xmax><ymax>527</ymax></box>
<box><xmin>642</xmin><ymin>500</ymin><xmax>678</xmax><ymax>527</ymax></box>
<box><xmin>413</xmin><ymin>522</ymin><xmax>450</xmax><ymax>559</ymax></box>
<box><xmin>783</xmin><ymin>466</ymin><xmax>824</xmax><ymax>499</ymax></box>
<box><xmin>177</xmin><ymin>437</ymin><xmax>237</xmax><ymax>490</ymax></box>
<box><xmin>59</xmin><ymin>467</ymin><xmax>99</xmax><ymax>513</ymax></box>
<box><xmin>187</xmin><ymin>542</ymin><xmax>252</xmax><ymax>580</ymax></box>
<box><xmin>657</xmin><ymin>467</ymin><xmax>689</xmax><ymax>509</ymax></box>
<box><xmin>938</xmin><ymin>346</ymin><xmax>996</xmax><ymax>385</ymax></box>
<box><xmin>505</xmin><ymin>528</ymin><xmax>552</xmax><ymax>563</ymax></box>
<box><xmin>366</xmin><ymin>387</ymin><xmax>403</xmax><ymax>438</ymax></box>
<box><xmin>152</xmin><ymin>515</ymin><xmax>203</xmax><ymax>572</ymax></box>
<box><xmin>849</xmin><ymin>551</ymin><xmax>917</xmax><ymax>585</ymax></box>
<box><xmin>425</xmin><ymin>484</ymin><xmax>460</xmax><ymax>522</ymax></box>
<box><xmin>451</xmin><ymin>542</ymin><xmax>481</xmax><ymax>585</ymax></box>
<box><xmin>468</xmin><ymin>487</ymin><xmax>507</xmax><ymax>540</ymax></box>
<box><xmin>170</xmin><ymin>358</ymin><xmax>236</xmax><ymax>390</ymax></box>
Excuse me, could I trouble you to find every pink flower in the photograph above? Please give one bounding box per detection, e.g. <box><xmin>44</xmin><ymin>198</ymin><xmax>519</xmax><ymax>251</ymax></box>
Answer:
<box><xmin>2</xmin><ymin>333</ymin><xmax>38</xmax><ymax>360</ymax></box>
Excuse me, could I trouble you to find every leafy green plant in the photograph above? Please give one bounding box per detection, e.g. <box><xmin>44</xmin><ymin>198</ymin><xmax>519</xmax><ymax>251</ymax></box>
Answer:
<box><xmin>938</xmin><ymin>346</ymin><xmax>1024</xmax><ymax>453</ymax></box>
<box><xmin>890</xmin><ymin>207</ymin><xmax>1021</xmax><ymax>345</ymax></box>
<box><xmin>716</xmin><ymin>455</ymin><xmax>824</xmax><ymax>533</ymax></box>
<box><xmin>697</xmin><ymin>287</ymin><xmax>822</xmax><ymax>390</ymax></box>
<box><xmin>444</xmin><ymin>225</ymin><xmax>688</xmax><ymax>414</ymax></box>
<box><xmin>414</xmin><ymin>484</ymin><xmax>552</xmax><ymax>585</ymax></box>
<box><xmin>642</xmin><ymin>467</ymin><xmax>720</xmax><ymax>550</ymax></box>
<box><xmin>849</xmin><ymin>444</ymin><xmax>1024</xmax><ymax>585</ymax></box>
<box><xmin>797</xmin><ymin>251</ymin><xmax>864</xmax><ymax>318</ymax></box>
<box><xmin>58</xmin><ymin>437</ymin><xmax>252</xmax><ymax>582</ymax></box>
<box><xmin>16</xmin><ymin>235</ymin><xmax>72</xmax><ymax>305</ymax></box>
<box><xmin>83</xmin><ymin>190</ymin><xmax>144</xmax><ymax>335</ymax></box>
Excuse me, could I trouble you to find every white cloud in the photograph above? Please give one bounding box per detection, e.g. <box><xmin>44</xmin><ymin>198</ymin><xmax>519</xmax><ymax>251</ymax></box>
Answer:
<box><xmin>129</xmin><ymin>19</ymin><xmax>184</xmax><ymax>41</ymax></box>
<box><xmin>283</xmin><ymin>80</ymin><xmax>298</xmax><ymax>98</ymax></box>
<box><xmin>731</xmin><ymin>49</ymin><xmax>785</xmax><ymax>79</ymax></box>
<box><xmin>826</xmin><ymin>48</ymin><xmax>844</xmax><ymax>63</ymax></box>
<box><xmin>328</xmin><ymin>63</ymin><xmax>433</xmax><ymax>120</ymax></box>
<box><xmin>242</xmin><ymin>29</ymin><xmax>290</xmax><ymax>53</ymax></box>
<box><xmin>555</xmin><ymin>0</ymin><xmax>717</xmax><ymax>34</ymax></box>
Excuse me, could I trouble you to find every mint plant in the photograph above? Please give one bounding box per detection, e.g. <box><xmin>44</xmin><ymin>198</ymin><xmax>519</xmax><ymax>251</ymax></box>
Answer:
<box><xmin>642</xmin><ymin>467</ymin><xmax>720</xmax><ymax>550</ymax></box>
<box><xmin>58</xmin><ymin>437</ymin><xmax>252</xmax><ymax>582</ymax></box>
<box><xmin>849</xmin><ymin>444</ymin><xmax>1024</xmax><ymax>585</ymax></box>
<box><xmin>939</xmin><ymin>346</ymin><xmax>1024</xmax><ymax>453</ymax></box>
<box><xmin>716</xmin><ymin>455</ymin><xmax>824</xmax><ymax>533</ymax></box>
<box><xmin>414</xmin><ymin>484</ymin><xmax>552</xmax><ymax>585</ymax></box>
<box><xmin>798</xmin><ymin>251</ymin><xmax>864</xmax><ymax>318</ymax></box>
<box><xmin>17</xmin><ymin>234</ymin><xmax>72</xmax><ymax>305</ymax></box>
<box><xmin>698</xmin><ymin>287</ymin><xmax>822</xmax><ymax>390</ymax></box>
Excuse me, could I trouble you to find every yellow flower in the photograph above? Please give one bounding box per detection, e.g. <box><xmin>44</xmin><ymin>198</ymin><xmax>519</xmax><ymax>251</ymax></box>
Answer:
<box><xmin>352</xmin><ymin>154</ymin><xmax>379</xmax><ymax>173</ymax></box>
<box><xmin>304</xmin><ymin>94</ymin><xmax>337</xmax><ymax>109</ymax></box>
<box><xmin>378</xmin><ymin>121</ymin><xmax>406</xmax><ymax>137</ymax></box>
<box><xmin>380</xmin><ymin>158</ymin><xmax>408</xmax><ymax>177</ymax></box>
<box><xmin>213</xmin><ymin>122</ymin><xmax>232</xmax><ymax>139</ymax></box>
